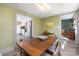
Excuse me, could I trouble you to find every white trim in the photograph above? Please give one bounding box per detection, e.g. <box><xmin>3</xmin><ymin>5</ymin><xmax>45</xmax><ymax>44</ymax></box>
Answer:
<box><xmin>0</xmin><ymin>46</ymin><xmax>15</xmax><ymax>55</ymax></box>
<box><xmin>60</xmin><ymin>13</ymin><xmax>74</xmax><ymax>20</ymax></box>
<box><xmin>59</xmin><ymin>16</ymin><xmax>61</xmax><ymax>38</ymax></box>
<box><xmin>13</xmin><ymin>12</ymin><xmax>17</xmax><ymax>47</ymax></box>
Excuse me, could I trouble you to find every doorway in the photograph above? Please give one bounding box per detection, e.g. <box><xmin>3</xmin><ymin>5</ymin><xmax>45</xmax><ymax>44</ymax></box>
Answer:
<box><xmin>16</xmin><ymin>14</ymin><xmax>32</xmax><ymax>41</ymax></box>
<box><xmin>61</xmin><ymin>18</ymin><xmax>75</xmax><ymax>40</ymax></box>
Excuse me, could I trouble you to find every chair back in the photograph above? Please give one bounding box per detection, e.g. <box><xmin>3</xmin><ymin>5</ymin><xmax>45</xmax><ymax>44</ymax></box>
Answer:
<box><xmin>53</xmin><ymin>42</ymin><xmax>60</xmax><ymax>56</ymax></box>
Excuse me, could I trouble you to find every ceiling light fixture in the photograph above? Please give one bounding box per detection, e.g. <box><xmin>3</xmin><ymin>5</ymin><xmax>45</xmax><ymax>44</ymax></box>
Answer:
<box><xmin>35</xmin><ymin>3</ymin><xmax>49</xmax><ymax>11</ymax></box>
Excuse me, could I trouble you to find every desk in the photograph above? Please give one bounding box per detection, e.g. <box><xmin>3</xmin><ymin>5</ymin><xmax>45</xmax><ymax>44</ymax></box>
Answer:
<box><xmin>16</xmin><ymin>36</ymin><xmax>55</xmax><ymax>56</ymax></box>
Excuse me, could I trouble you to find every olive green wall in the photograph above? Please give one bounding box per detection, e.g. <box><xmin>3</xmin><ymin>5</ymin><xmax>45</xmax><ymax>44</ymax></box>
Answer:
<box><xmin>0</xmin><ymin>4</ymin><xmax>42</xmax><ymax>50</ymax></box>
<box><xmin>42</xmin><ymin>16</ymin><xmax>61</xmax><ymax>38</ymax></box>
<box><xmin>0</xmin><ymin>4</ymin><xmax>15</xmax><ymax>50</ymax></box>
<box><xmin>32</xmin><ymin>17</ymin><xmax>42</xmax><ymax>36</ymax></box>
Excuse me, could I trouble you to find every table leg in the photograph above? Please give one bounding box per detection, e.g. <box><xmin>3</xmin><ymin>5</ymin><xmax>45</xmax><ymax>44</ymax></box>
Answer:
<box><xmin>20</xmin><ymin>48</ymin><xmax>22</xmax><ymax>56</ymax></box>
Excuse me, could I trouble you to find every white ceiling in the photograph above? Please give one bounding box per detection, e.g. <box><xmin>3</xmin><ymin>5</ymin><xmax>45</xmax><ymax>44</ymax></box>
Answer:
<box><xmin>5</xmin><ymin>3</ymin><xmax>79</xmax><ymax>18</ymax></box>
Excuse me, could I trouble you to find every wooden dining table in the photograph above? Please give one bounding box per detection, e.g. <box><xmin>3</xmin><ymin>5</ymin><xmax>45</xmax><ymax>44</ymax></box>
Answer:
<box><xmin>16</xmin><ymin>36</ymin><xmax>55</xmax><ymax>56</ymax></box>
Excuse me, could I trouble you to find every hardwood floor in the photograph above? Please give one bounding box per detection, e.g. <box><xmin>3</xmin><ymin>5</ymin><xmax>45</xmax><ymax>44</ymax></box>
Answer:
<box><xmin>60</xmin><ymin>39</ymin><xmax>78</xmax><ymax>56</ymax></box>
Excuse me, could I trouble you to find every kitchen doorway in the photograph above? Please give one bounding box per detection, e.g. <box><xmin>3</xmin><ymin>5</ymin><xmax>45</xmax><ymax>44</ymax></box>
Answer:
<box><xmin>16</xmin><ymin>14</ymin><xmax>32</xmax><ymax>42</ymax></box>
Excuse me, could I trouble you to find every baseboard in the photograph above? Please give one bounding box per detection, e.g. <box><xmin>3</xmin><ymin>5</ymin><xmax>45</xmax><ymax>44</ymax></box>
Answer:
<box><xmin>0</xmin><ymin>46</ymin><xmax>15</xmax><ymax>55</ymax></box>
<box><xmin>75</xmin><ymin>41</ymin><xmax>79</xmax><ymax>44</ymax></box>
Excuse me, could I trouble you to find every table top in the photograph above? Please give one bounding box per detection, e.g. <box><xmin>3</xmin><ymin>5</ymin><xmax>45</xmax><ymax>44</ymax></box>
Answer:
<box><xmin>17</xmin><ymin>36</ymin><xmax>55</xmax><ymax>56</ymax></box>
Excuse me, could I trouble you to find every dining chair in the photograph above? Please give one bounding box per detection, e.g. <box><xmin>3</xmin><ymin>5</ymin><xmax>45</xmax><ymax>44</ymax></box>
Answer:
<box><xmin>44</xmin><ymin>41</ymin><xmax>60</xmax><ymax>56</ymax></box>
